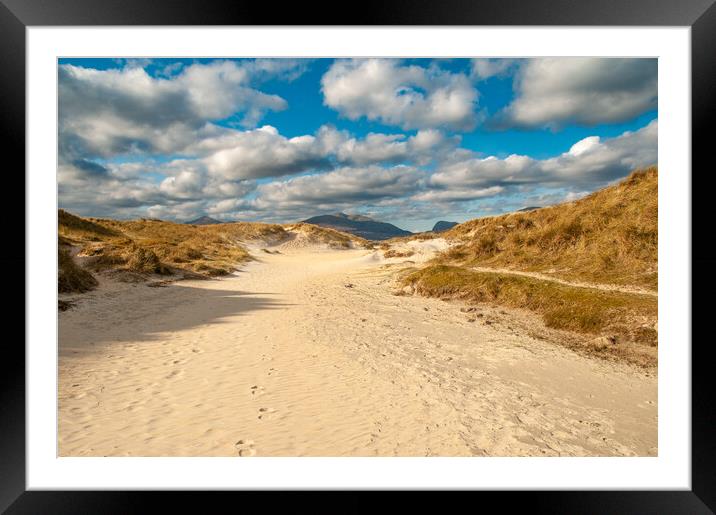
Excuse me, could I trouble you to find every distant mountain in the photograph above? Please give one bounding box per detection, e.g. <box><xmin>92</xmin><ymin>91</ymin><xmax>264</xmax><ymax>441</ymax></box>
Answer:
<box><xmin>186</xmin><ymin>216</ymin><xmax>222</xmax><ymax>225</ymax></box>
<box><xmin>302</xmin><ymin>212</ymin><xmax>412</xmax><ymax>241</ymax></box>
<box><xmin>432</xmin><ymin>221</ymin><xmax>458</xmax><ymax>232</ymax></box>
<box><xmin>517</xmin><ymin>206</ymin><xmax>541</xmax><ymax>212</ymax></box>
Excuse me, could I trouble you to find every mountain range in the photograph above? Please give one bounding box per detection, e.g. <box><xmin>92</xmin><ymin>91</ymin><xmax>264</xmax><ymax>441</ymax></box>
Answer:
<box><xmin>186</xmin><ymin>216</ymin><xmax>223</xmax><ymax>225</ymax></box>
<box><xmin>302</xmin><ymin>213</ymin><xmax>412</xmax><ymax>241</ymax></box>
<box><xmin>432</xmin><ymin>221</ymin><xmax>458</xmax><ymax>232</ymax></box>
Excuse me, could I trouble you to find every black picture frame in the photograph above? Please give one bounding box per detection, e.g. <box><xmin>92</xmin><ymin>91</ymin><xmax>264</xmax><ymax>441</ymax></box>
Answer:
<box><xmin>2</xmin><ymin>0</ymin><xmax>714</xmax><ymax>511</ymax></box>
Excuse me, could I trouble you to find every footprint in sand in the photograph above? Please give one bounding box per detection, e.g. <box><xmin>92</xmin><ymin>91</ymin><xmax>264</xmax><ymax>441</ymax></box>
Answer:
<box><xmin>257</xmin><ymin>407</ymin><xmax>277</xmax><ymax>420</ymax></box>
<box><xmin>234</xmin><ymin>439</ymin><xmax>257</xmax><ymax>456</ymax></box>
<box><xmin>166</xmin><ymin>369</ymin><xmax>185</xmax><ymax>380</ymax></box>
<box><xmin>250</xmin><ymin>385</ymin><xmax>265</xmax><ymax>397</ymax></box>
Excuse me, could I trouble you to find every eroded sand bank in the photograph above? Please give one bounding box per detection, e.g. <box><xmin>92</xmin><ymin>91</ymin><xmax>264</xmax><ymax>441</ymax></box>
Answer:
<box><xmin>59</xmin><ymin>247</ymin><xmax>657</xmax><ymax>456</ymax></box>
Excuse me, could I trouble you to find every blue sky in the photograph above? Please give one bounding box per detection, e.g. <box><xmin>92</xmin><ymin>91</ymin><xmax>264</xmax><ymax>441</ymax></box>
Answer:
<box><xmin>57</xmin><ymin>57</ymin><xmax>657</xmax><ymax>232</ymax></box>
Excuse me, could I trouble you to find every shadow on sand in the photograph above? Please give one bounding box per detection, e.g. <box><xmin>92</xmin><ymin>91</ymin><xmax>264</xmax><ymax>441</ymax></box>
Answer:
<box><xmin>59</xmin><ymin>282</ymin><xmax>293</xmax><ymax>354</ymax></box>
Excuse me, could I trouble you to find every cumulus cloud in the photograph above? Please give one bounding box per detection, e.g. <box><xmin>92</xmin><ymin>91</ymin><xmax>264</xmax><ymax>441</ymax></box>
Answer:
<box><xmin>158</xmin><ymin>165</ymin><xmax>207</xmax><ymax>200</ymax></box>
<box><xmin>203</xmin><ymin>117</ymin><xmax>656</xmax><ymax>218</ymax></box>
<box><xmin>322</xmin><ymin>126</ymin><xmax>460</xmax><ymax>166</ymax></box>
<box><xmin>187</xmin><ymin>124</ymin><xmax>458</xmax><ymax>181</ymax></box>
<box><xmin>146</xmin><ymin>201</ymin><xmax>210</xmax><ymax>222</ymax></box>
<box><xmin>240</xmin><ymin>58</ymin><xmax>311</xmax><ymax>82</ymax></box>
<box><xmin>471</xmin><ymin>58</ymin><xmax>517</xmax><ymax>80</ymax></box>
<box><xmin>321</xmin><ymin>59</ymin><xmax>479</xmax><ymax>130</ymax></box>
<box><xmin>58</xmin><ymin>119</ymin><xmax>657</xmax><ymax>223</ymax></box>
<box><xmin>497</xmin><ymin>58</ymin><xmax>657</xmax><ymax>128</ymax></box>
<box><xmin>59</xmin><ymin>60</ymin><xmax>292</xmax><ymax>160</ymax></box>
<box><xmin>425</xmin><ymin>119</ymin><xmax>657</xmax><ymax>201</ymax></box>
<box><xmin>58</xmin><ymin>58</ymin><xmax>659</xmax><ymax>227</ymax></box>
<box><xmin>56</xmin><ymin>121</ymin><xmax>460</xmax><ymax>221</ymax></box>
<box><xmin>412</xmin><ymin>185</ymin><xmax>505</xmax><ymax>203</ymax></box>
<box><xmin>201</xmin><ymin>125</ymin><xmax>331</xmax><ymax>180</ymax></box>
<box><xmin>249</xmin><ymin>165</ymin><xmax>425</xmax><ymax>211</ymax></box>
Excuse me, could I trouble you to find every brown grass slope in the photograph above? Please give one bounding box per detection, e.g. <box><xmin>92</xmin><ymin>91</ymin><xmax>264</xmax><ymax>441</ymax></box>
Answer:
<box><xmin>403</xmin><ymin>265</ymin><xmax>656</xmax><ymax>337</ymax></box>
<box><xmin>58</xmin><ymin>247</ymin><xmax>98</xmax><ymax>293</ymax></box>
<box><xmin>60</xmin><ymin>211</ymin><xmax>255</xmax><ymax>278</ymax></box>
<box><xmin>59</xmin><ymin>210</ymin><xmax>369</xmax><ymax>288</ymax></box>
<box><xmin>400</xmin><ymin>168</ymin><xmax>658</xmax><ymax>366</ymax></box>
<box><xmin>440</xmin><ymin>167</ymin><xmax>658</xmax><ymax>290</ymax></box>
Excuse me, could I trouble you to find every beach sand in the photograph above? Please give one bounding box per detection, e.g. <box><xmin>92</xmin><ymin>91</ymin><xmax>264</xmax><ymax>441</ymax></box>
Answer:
<box><xmin>58</xmin><ymin>245</ymin><xmax>657</xmax><ymax>456</ymax></box>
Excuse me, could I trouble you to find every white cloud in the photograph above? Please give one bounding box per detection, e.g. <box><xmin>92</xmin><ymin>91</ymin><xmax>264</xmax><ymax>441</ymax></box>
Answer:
<box><xmin>186</xmin><ymin>124</ymin><xmax>459</xmax><ymax>182</ymax></box>
<box><xmin>58</xmin><ymin>119</ymin><xmax>657</xmax><ymax>223</ymax></box>
<box><xmin>471</xmin><ymin>58</ymin><xmax>517</xmax><ymax>80</ymax></box>
<box><xmin>564</xmin><ymin>190</ymin><xmax>591</xmax><ymax>202</ymax></box>
<box><xmin>412</xmin><ymin>185</ymin><xmax>504</xmax><ymax>202</ymax></box>
<box><xmin>59</xmin><ymin>60</ymin><xmax>293</xmax><ymax>160</ymax></box>
<box><xmin>424</xmin><ymin>119</ymin><xmax>657</xmax><ymax>201</ymax></box>
<box><xmin>321</xmin><ymin>59</ymin><xmax>479</xmax><ymax>130</ymax></box>
<box><xmin>325</xmin><ymin>127</ymin><xmax>459</xmax><ymax>166</ymax></box>
<box><xmin>498</xmin><ymin>58</ymin><xmax>657</xmax><ymax>128</ymax></box>
<box><xmin>58</xmin><ymin>122</ymin><xmax>462</xmax><ymax>221</ymax></box>
<box><xmin>159</xmin><ymin>166</ymin><xmax>206</xmax><ymax>199</ymax></box>
<box><xmin>57</xmin><ymin>58</ymin><xmax>659</xmax><ymax>226</ymax></box>
<box><xmin>568</xmin><ymin>136</ymin><xmax>601</xmax><ymax>156</ymax></box>
<box><xmin>146</xmin><ymin>201</ymin><xmax>208</xmax><ymax>222</ymax></box>
<box><xmin>242</xmin><ymin>165</ymin><xmax>426</xmax><ymax>218</ymax></box>
<box><xmin>201</xmin><ymin>125</ymin><xmax>330</xmax><ymax>180</ymax></box>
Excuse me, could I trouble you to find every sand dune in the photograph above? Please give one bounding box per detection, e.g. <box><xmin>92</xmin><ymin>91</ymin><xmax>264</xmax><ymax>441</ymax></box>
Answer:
<box><xmin>58</xmin><ymin>245</ymin><xmax>656</xmax><ymax>457</ymax></box>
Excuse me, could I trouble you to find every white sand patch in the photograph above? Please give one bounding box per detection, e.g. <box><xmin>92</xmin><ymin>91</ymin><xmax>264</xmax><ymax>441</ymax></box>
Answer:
<box><xmin>59</xmin><ymin>248</ymin><xmax>656</xmax><ymax>457</ymax></box>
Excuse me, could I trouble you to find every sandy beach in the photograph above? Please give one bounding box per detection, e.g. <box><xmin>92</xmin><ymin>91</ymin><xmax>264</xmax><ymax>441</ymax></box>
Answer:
<box><xmin>58</xmin><ymin>244</ymin><xmax>657</xmax><ymax>457</ymax></box>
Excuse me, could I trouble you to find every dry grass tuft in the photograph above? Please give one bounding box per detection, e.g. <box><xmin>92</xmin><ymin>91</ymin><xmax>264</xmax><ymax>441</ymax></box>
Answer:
<box><xmin>58</xmin><ymin>247</ymin><xmax>98</xmax><ymax>293</ymax></box>
<box><xmin>440</xmin><ymin>167</ymin><xmax>658</xmax><ymax>289</ymax></box>
<box><xmin>383</xmin><ymin>249</ymin><xmax>415</xmax><ymax>258</ymax></box>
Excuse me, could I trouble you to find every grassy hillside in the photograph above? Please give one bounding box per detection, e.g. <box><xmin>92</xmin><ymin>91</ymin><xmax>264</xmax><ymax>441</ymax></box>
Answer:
<box><xmin>58</xmin><ymin>210</ymin><xmax>370</xmax><ymax>292</ymax></box>
<box><xmin>400</xmin><ymin>168</ymin><xmax>658</xmax><ymax>366</ymax></box>
<box><xmin>440</xmin><ymin>167</ymin><xmax>658</xmax><ymax>290</ymax></box>
<box><xmin>60</xmin><ymin>210</ymin><xmax>259</xmax><ymax>278</ymax></box>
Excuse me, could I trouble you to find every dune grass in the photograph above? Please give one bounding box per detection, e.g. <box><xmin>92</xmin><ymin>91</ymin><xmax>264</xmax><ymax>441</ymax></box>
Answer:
<box><xmin>58</xmin><ymin>247</ymin><xmax>98</xmax><ymax>293</ymax></box>
<box><xmin>58</xmin><ymin>210</ymin><xmax>369</xmax><ymax>290</ymax></box>
<box><xmin>59</xmin><ymin>211</ymin><xmax>276</xmax><ymax>278</ymax></box>
<box><xmin>439</xmin><ymin>168</ymin><xmax>658</xmax><ymax>290</ymax></box>
<box><xmin>401</xmin><ymin>265</ymin><xmax>657</xmax><ymax>365</ymax></box>
<box><xmin>383</xmin><ymin>249</ymin><xmax>415</xmax><ymax>258</ymax></box>
<box><xmin>287</xmin><ymin>222</ymin><xmax>370</xmax><ymax>249</ymax></box>
<box><xmin>399</xmin><ymin>169</ymin><xmax>659</xmax><ymax>365</ymax></box>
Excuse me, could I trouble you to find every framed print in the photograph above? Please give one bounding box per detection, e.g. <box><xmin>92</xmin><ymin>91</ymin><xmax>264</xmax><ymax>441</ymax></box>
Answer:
<box><xmin>2</xmin><ymin>0</ymin><xmax>715</xmax><ymax>511</ymax></box>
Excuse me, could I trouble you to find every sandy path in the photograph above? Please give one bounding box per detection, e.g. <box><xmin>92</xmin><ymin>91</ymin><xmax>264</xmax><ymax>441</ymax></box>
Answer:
<box><xmin>469</xmin><ymin>266</ymin><xmax>657</xmax><ymax>297</ymax></box>
<box><xmin>59</xmin><ymin>247</ymin><xmax>657</xmax><ymax>457</ymax></box>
